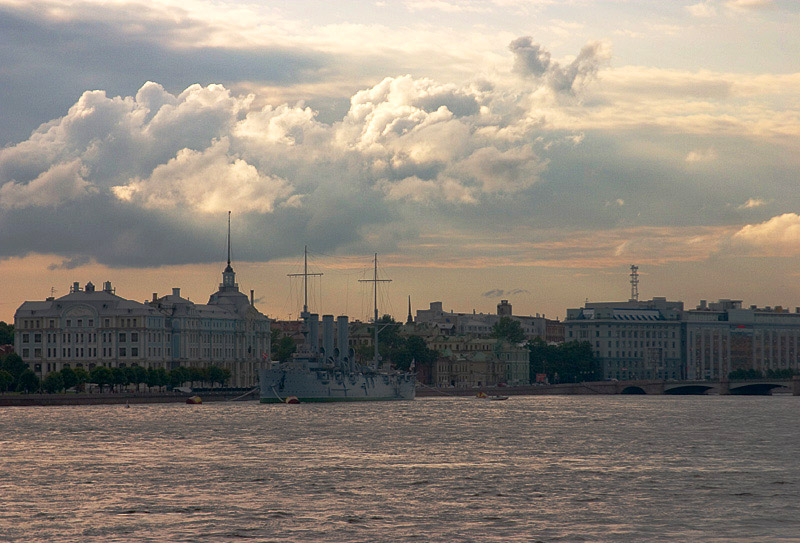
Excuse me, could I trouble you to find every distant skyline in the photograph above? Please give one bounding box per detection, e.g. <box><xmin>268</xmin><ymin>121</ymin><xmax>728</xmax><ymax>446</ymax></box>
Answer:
<box><xmin>1</xmin><ymin>0</ymin><xmax>799</xmax><ymax>323</ymax></box>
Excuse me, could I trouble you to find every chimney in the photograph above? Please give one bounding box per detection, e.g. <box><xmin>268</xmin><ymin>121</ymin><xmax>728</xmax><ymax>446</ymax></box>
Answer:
<box><xmin>152</xmin><ymin>293</ymin><xmax>158</xmax><ymax>302</ymax></box>
<box><xmin>72</xmin><ymin>281</ymin><xmax>80</xmax><ymax>293</ymax></box>
<box><xmin>250</xmin><ymin>289</ymin><xmax>254</xmax><ymax>305</ymax></box>
<box><xmin>172</xmin><ymin>287</ymin><xmax>181</xmax><ymax>297</ymax></box>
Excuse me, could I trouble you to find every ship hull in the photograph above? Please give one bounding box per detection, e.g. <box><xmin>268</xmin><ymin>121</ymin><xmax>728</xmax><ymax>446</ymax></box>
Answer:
<box><xmin>259</xmin><ymin>367</ymin><xmax>415</xmax><ymax>403</ymax></box>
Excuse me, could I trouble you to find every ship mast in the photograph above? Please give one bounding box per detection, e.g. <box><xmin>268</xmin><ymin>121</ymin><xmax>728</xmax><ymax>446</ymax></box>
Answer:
<box><xmin>287</xmin><ymin>245</ymin><xmax>322</xmax><ymax>318</ymax></box>
<box><xmin>359</xmin><ymin>253</ymin><xmax>391</xmax><ymax>367</ymax></box>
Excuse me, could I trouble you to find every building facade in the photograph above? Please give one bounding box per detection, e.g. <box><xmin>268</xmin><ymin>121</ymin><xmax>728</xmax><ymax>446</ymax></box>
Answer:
<box><xmin>415</xmin><ymin>300</ymin><xmax>561</xmax><ymax>342</ymax></box>
<box><xmin>14</xmin><ymin>261</ymin><xmax>270</xmax><ymax>387</ymax></box>
<box><xmin>565</xmin><ymin>297</ymin><xmax>800</xmax><ymax>381</ymax></box>
<box><xmin>429</xmin><ymin>336</ymin><xmax>529</xmax><ymax>387</ymax></box>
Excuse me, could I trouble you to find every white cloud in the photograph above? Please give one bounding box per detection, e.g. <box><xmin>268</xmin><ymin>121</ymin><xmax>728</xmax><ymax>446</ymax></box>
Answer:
<box><xmin>687</xmin><ymin>2</ymin><xmax>717</xmax><ymax>17</ymax></box>
<box><xmin>112</xmin><ymin>138</ymin><xmax>293</xmax><ymax>214</ymax></box>
<box><xmin>738</xmin><ymin>198</ymin><xmax>767</xmax><ymax>209</ymax></box>
<box><xmin>685</xmin><ymin>148</ymin><xmax>718</xmax><ymax>163</ymax></box>
<box><xmin>725</xmin><ymin>0</ymin><xmax>775</xmax><ymax>11</ymax></box>
<box><xmin>733</xmin><ymin>213</ymin><xmax>800</xmax><ymax>255</ymax></box>
<box><xmin>0</xmin><ymin>159</ymin><xmax>94</xmax><ymax>209</ymax></box>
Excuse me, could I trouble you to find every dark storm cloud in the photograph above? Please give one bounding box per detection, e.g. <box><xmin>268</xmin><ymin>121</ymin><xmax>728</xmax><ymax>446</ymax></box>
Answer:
<box><xmin>0</xmin><ymin>5</ymin><xmax>326</xmax><ymax>145</ymax></box>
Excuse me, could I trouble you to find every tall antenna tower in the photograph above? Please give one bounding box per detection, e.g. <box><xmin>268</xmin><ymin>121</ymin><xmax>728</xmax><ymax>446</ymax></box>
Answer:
<box><xmin>629</xmin><ymin>264</ymin><xmax>639</xmax><ymax>302</ymax></box>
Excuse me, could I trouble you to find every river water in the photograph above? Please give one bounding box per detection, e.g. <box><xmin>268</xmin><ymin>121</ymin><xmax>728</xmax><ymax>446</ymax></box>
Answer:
<box><xmin>1</xmin><ymin>396</ymin><xmax>799</xmax><ymax>542</ymax></box>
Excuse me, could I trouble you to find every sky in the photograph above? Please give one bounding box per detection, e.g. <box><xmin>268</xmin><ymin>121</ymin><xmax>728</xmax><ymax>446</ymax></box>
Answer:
<box><xmin>1</xmin><ymin>0</ymin><xmax>799</xmax><ymax>324</ymax></box>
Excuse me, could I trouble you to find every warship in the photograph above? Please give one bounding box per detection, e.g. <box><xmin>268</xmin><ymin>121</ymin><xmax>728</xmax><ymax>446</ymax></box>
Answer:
<box><xmin>259</xmin><ymin>250</ymin><xmax>416</xmax><ymax>403</ymax></box>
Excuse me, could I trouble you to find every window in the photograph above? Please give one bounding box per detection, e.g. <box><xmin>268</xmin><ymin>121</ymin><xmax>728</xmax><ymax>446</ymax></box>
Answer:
<box><xmin>131</xmin><ymin>332</ymin><xmax>138</xmax><ymax>342</ymax></box>
<box><xmin>119</xmin><ymin>347</ymin><xmax>127</xmax><ymax>357</ymax></box>
<box><xmin>49</xmin><ymin>320</ymin><xmax>54</xmax><ymax>328</ymax></box>
<box><xmin>34</xmin><ymin>333</ymin><xmax>41</xmax><ymax>343</ymax></box>
<box><xmin>77</xmin><ymin>319</ymin><xmax>83</xmax><ymax>327</ymax></box>
<box><xmin>88</xmin><ymin>320</ymin><xmax>94</xmax><ymax>327</ymax></box>
<box><xmin>131</xmin><ymin>347</ymin><xmax>138</xmax><ymax>357</ymax></box>
<box><xmin>119</xmin><ymin>333</ymin><xmax>127</xmax><ymax>342</ymax></box>
<box><xmin>22</xmin><ymin>348</ymin><xmax>29</xmax><ymax>357</ymax></box>
<box><xmin>104</xmin><ymin>319</ymin><xmax>110</xmax><ymax>327</ymax></box>
<box><xmin>66</xmin><ymin>320</ymin><xmax>71</xmax><ymax>327</ymax></box>
<box><xmin>22</xmin><ymin>333</ymin><xmax>30</xmax><ymax>343</ymax></box>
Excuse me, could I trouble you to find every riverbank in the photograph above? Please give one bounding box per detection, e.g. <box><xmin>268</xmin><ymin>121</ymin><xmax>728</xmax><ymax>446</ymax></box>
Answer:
<box><xmin>0</xmin><ymin>388</ymin><xmax>259</xmax><ymax>406</ymax></box>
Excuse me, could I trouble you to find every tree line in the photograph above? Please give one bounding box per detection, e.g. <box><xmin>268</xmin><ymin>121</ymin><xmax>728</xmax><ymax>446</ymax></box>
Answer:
<box><xmin>0</xmin><ymin>352</ymin><xmax>231</xmax><ymax>394</ymax></box>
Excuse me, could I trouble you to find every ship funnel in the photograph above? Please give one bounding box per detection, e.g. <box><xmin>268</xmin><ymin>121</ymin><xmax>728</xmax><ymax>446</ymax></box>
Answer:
<box><xmin>308</xmin><ymin>314</ymin><xmax>319</xmax><ymax>353</ymax></box>
<box><xmin>337</xmin><ymin>316</ymin><xmax>349</xmax><ymax>363</ymax></box>
<box><xmin>322</xmin><ymin>315</ymin><xmax>335</xmax><ymax>362</ymax></box>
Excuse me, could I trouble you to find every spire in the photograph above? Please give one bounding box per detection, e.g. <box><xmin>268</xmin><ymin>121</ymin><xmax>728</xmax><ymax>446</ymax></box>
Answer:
<box><xmin>224</xmin><ymin>210</ymin><xmax>233</xmax><ymax>273</ymax></box>
<box><xmin>220</xmin><ymin>211</ymin><xmax>238</xmax><ymax>290</ymax></box>
<box><xmin>406</xmin><ymin>295</ymin><xmax>413</xmax><ymax>325</ymax></box>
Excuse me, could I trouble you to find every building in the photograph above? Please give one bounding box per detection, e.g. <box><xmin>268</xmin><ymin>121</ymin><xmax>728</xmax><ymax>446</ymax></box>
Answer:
<box><xmin>429</xmin><ymin>336</ymin><xmax>529</xmax><ymax>387</ymax></box>
<box><xmin>684</xmin><ymin>300</ymin><xmax>800</xmax><ymax>380</ymax></box>
<box><xmin>565</xmin><ymin>298</ymin><xmax>683</xmax><ymax>380</ymax></box>
<box><xmin>415</xmin><ymin>300</ymin><xmax>560</xmax><ymax>342</ymax></box>
<box><xmin>565</xmin><ymin>297</ymin><xmax>800</xmax><ymax>381</ymax></box>
<box><xmin>14</xmin><ymin>259</ymin><xmax>270</xmax><ymax>387</ymax></box>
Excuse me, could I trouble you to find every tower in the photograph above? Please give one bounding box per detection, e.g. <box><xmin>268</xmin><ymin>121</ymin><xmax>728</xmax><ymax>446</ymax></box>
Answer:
<box><xmin>629</xmin><ymin>264</ymin><xmax>639</xmax><ymax>302</ymax></box>
<box><xmin>406</xmin><ymin>295</ymin><xmax>413</xmax><ymax>325</ymax></box>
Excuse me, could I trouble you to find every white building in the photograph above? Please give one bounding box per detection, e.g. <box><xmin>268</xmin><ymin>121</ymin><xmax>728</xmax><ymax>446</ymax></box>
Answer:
<box><xmin>14</xmin><ymin>259</ymin><xmax>270</xmax><ymax>387</ymax></box>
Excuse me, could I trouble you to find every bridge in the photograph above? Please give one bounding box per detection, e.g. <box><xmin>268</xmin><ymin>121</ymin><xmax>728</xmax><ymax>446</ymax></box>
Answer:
<box><xmin>554</xmin><ymin>377</ymin><xmax>800</xmax><ymax>396</ymax></box>
<box><xmin>416</xmin><ymin>377</ymin><xmax>800</xmax><ymax>397</ymax></box>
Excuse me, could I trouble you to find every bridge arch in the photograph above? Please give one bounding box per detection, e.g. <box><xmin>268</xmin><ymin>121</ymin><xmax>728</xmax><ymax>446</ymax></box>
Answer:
<box><xmin>620</xmin><ymin>386</ymin><xmax>646</xmax><ymax>395</ymax></box>
<box><xmin>664</xmin><ymin>385</ymin><xmax>714</xmax><ymax>395</ymax></box>
<box><xmin>729</xmin><ymin>383</ymin><xmax>786</xmax><ymax>395</ymax></box>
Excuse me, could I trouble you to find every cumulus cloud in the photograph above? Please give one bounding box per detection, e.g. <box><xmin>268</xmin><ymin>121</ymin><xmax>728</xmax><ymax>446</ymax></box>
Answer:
<box><xmin>0</xmin><ymin>71</ymin><xmax>567</xmax><ymax>267</ymax></box>
<box><xmin>0</xmin><ymin>160</ymin><xmax>94</xmax><ymax>209</ymax></box>
<box><xmin>509</xmin><ymin>37</ymin><xmax>610</xmax><ymax>94</ymax></box>
<box><xmin>112</xmin><ymin>138</ymin><xmax>293</xmax><ymax>214</ymax></box>
<box><xmin>732</xmin><ymin>213</ymin><xmax>800</xmax><ymax>255</ymax></box>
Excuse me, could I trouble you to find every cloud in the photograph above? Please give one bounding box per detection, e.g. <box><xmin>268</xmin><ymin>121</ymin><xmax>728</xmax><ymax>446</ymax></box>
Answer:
<box><xmin>738</xmin><ymin>198</ymin><xmax>767</xmax><ymax>210</ymax></box>
<box><xmin>482</xmin><ymin>288</ymin><xmax>531</xmax><ymax>298</ymax></box>
<box><xmin>112</xmin><ymin>138</ymin><xmax>293</xmax><ymax>214</ymax></box>
<box><xmin>732</xmin><ymin>213</ymin><xmax>800</xmax><ymax>255</ymax></box>
<box><xmin>725</xmin><ymin>0</ymin><xmax>775</xmax><ymax>11</ymax></box>
<box><xmin>686</xmin><ymin>2</ymin><xmax>717</xmax><ymax>17</ymax></box>
<box><xmin>0</xmin><ymin>160</ymin><xmax>94</xmax><ymax>209</ymax></box>
<box><xmin>508</xmin><ymin>37</ymin><xmax>610</xmax><ymax>94</ymax></box>
<box><xmin>0</xmin><ymin>72</ymin><xmax>566</xmax><ymax>267</ymax></box>
<box><xmin>685</xmin><ymin>148</ymin><xmax>718</xmax><ymax>163</ymax></box>
<box><xmin>48</xmin><ymin>255</ymin><xmax>92</xmax><ymax>271</ymax></box>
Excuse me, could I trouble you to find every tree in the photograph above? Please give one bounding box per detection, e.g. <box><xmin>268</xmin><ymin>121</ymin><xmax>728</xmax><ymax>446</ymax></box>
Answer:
<box><xmin>61</xmin><ymin>367</ymin><xmax>78</xmax><ymax>391</ymax></box>
<box><xmin>129</xmin><ymin>365</ymin><xmax>148</xmax><ymax>392</ymax></box>
<box><xmin>73</xmin><ymin>367</ymin><xmax>89</xmax><ymax>391</ymax></box>
<box><xmin>89</xmin><ymin>366</ymin><xmax>113</xmax><ymax>391</ymax></box>
<box><xmin>0</xmin><ymin>369</ymin><xmax>13</xmax><ymax>392</ymax></box>
<box><xmin>42</xmin><ymin>371</ymin><xmax>65</xmax><ymax>393</ymax></box>
<box><xmin>528</xmin><ymin>339</ymin><xmax>600</xmax><ymax>384</ymax></box>
<box><xmin>17</xmin><ymin>369</ymin><xmax>40</xmax><ymax>393</ymax></box>
<box><xmin>112</xmin><ymin>367</ymin><xmax>128</xmax><ymax>392</ymax></box>
<box><xmin>1</xmin><ymin>353</ymin><xmax>28</xmax><ymax>383</ymax></box>
<box><xmin>273</xmin><ymin>336</ymin><xmax>296</xmax><ymax>363</ymax></box>
<box><xmin>0</xmin><ymin>321</ymin><xmax>14</xmax><ymax>345</ymax></box>
<box><xmin>207</xmin><ymin>365</ymin><xmax>226</xmax><ymax>387</ymax></box>
<box><xmin>491</xmin><ymin>317</ymin><xmax>526</xmax><ymax>344</ymax></box>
